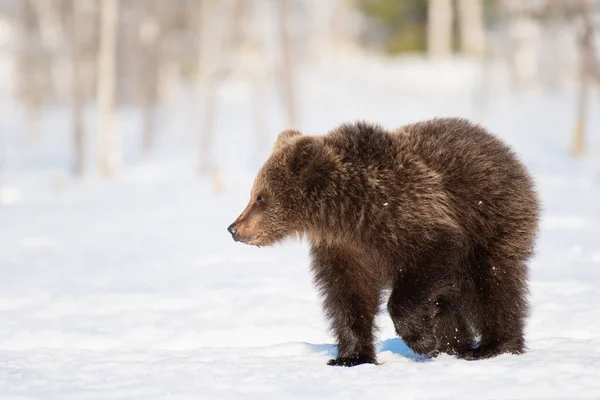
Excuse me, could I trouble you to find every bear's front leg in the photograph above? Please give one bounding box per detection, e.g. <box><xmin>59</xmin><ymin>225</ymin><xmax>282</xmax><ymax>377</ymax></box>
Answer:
<box><xmin>310</xmin><ymin>244</ymin><xmax>380</xmax><ymax>367</ymax></box>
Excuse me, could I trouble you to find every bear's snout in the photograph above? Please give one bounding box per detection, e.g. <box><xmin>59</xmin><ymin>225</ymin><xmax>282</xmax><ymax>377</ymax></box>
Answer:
<box><xmin>227</xmin><ymin>216</ymin><xmax>263</xmax><ymax>245</ymax></box>
<box><xmin>227</xmin><ymin>223</ymin><xmax>237</xmax><ymax>235</ymax></box>
<box><xmin>227</xmin><ymin>223</ymin><xmax>240</xmax><ymax>241</ymax></box>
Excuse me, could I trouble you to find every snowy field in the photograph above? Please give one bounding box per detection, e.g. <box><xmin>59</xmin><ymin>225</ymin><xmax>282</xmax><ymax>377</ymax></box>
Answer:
<box><xmin>1</xmin><ymin>57</ymin><xmax>600</xmax><ymax>399</ymax></box>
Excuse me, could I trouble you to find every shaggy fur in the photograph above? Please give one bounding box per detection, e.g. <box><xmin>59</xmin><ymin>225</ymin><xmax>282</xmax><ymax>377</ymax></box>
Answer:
<box><xmin>227</xmin><ymin>118</ymin><xmax>540</xmax><ymax>367</ymax></box>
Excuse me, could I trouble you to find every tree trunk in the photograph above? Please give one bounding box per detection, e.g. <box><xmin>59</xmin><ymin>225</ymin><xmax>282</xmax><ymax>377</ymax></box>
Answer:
<box><xmin>332</xmin><ymin>0</ymin><xmax>356</xmax><ymax>53</ymax></box>
<box><xmin>196</xmin><ymin>0</ymin><xmax>221</xmax><ymax>175</ymax></box>
<box><xmin>503</xmin><ymin>0</ymin><xmax>538</xmax><ymax>90</ymax></box>
<box><xmin>139</xmin><ymin>0</ymin><xmax>161</xmax><ymax>153</ymax></box>
<box><xmin>276</xmin><ymin>0</ymin><xmax>297</xmax><ymax>128</ymax></box>
<box><xmin>32</xmin><ymin>0</ymin><xmax>68</xmax><ymax>102</ymax></box>
<box><xmin>96</xmin><ymin>0</ymin><xmax>120</xmax><ymax>177</ymax></box>
<box><xmin>573</xmin><ymin>57</ymin><xmax>588</xmax><ymax>157</ymax></box>
<box><xmin>17</xmin><ymin>0</ymin><xmax>43</xmax><ymax>141</ymax></box>
<box><xmin>251</xmin><ymin>69</ymin><xmax>268</xmax><ymax>157</ymax></box>
<box><xmin>572</xmin><ymin>0</ymin><xmax>595</xmax><ymax>156</ymax></box>
<box><xmin>307</xmin><ymin>0</ymin><xmax>330</xmax><ymax>62</ymax></box>
<box><xmin>428</xmin><ymin>0</ymin><xmax>453</xmax><ymax>57</ymax></box>
<box><xmin>457</xmin><ymin>0</ymin><xmax>486</xmax><ymax>57</ymax></box>
<box><xmin>71</xmin><ymin>0</ymin><xmax>90</xmax><ymax>176</ymax></box>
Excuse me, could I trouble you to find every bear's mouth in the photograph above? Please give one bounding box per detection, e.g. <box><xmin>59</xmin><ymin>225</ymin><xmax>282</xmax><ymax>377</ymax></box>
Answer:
<box><xmin>245</xmin><ymin>234</ymin><xmax>262</xmax><ymax>247</ymax></box>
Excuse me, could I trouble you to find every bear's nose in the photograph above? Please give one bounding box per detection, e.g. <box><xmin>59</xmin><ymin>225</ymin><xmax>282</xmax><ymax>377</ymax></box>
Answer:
<box><xmin>227</xmin><ymin>224</ymin><xmax>237</xmax><ymax>235</ymax></box>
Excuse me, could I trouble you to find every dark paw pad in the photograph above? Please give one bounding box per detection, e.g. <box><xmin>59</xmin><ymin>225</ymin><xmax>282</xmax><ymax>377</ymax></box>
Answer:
<box><xmin>327</xmin><ymin>356</ymin><xmax>376</xmax><ymax>367</ymax></box>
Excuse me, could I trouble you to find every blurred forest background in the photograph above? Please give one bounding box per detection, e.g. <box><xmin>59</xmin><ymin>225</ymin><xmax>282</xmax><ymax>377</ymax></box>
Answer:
<box><xmin>0</xmin><ymin>0</ymin><xmax>597</xmax><ymax>186</ymax></box>
<box><xmin>2</xmin><ymin>3</ymin><xmax>600</xmax><ymax>396</ymax></box>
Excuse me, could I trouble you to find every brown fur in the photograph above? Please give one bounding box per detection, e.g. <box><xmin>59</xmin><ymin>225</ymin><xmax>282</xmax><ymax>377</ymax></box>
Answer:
<box><xmin>228</xmin><ymin>117</ymin><xmax>540</xmax><ymax>367</ymax></box>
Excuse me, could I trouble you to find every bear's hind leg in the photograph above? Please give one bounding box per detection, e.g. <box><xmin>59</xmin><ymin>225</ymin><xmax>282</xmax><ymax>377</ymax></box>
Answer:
<box><xmin>388</xmin><ymin>230</ymin><xmax>469</xmax><ymax>358</ymax></box>
<box><xmin>310</xmin><ymin>244</ymin><xmax>380</xmax><ymax>367</ymax></box>
<box><xmin>432</xmin><ymin>294</ymin><xmax>474</xmax><ymax>356</ymax></box>
<box><xmin>456</xmin><ymin>255</ymin><xmax>527</xmax><ymax>360</ymax></box>
<box><xmin>387</xmin><ymin>268</ymin><xmax>441</xmax><ymax>357</ymax></box>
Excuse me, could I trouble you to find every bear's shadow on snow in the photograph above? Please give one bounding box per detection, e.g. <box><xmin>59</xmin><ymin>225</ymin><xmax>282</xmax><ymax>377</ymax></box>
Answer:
<box><xmin>378</xmin><ymin>338</ymin><xmax>419</xmax><ymax>358</ymax></box>
<box><xmin>379</xmin><ymin>338</ymin><xmax>433</xmax><ymax>362</ymax></box>
<box><xmin>308</xmin><ymin>338</ymin><xmax>430</xmax><ymax>362</ymax></box>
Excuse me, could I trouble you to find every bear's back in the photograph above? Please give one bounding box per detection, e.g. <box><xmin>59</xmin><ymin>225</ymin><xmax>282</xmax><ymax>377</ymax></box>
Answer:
<box><xmin>324</xmin><ymin>121</ymin><xmax>398</xmax><ymax>170</ymax></box>
<box><xmin>323</xmin><ymin>118</ymin><xmax>539</xmax><ymax>256</ymax></box>
<box><xmin>398</xmin><ymin>117</ymin><xmax>539</xmax><ymax>254</ymax></box>
<box><xmin>397</xmin><ymin>118</ymin><xmax>520</xmax><ymax>183</ymax></box>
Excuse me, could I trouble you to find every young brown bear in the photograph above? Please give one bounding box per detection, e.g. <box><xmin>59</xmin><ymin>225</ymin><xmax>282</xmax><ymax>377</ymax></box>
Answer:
<box><xmin>228</xmin><ymin>118</ymin><xmax>539</xmax><ymax>367</ymax></box>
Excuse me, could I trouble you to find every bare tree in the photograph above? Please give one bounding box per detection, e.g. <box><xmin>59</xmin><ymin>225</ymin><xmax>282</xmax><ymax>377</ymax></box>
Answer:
<box><xmin>32</xmin><ymin>0</ymin><xmax>68</xmax><ymax>102</ymax></box>
<box><xmin>277</xmin><ymin>0</ymin><xmax>298</xmax><ymax>128</ymax></box>
<box><xmin>231</xmin><ymin>0</ymin><xmax>269</xmax><ymax>156</ymax></box>
<box><xmin>196</xmin><ymin>0</ymin><xmax>221</xmax><ymax>175</ymax></box>
<box><xmin>457</xmin><ymin>0</ymin><xmax>486</xmax><ymax>57</ymax></box>
<box><xmin>16</xmin><ymin>0</ymin><xmax>44</xmax><ymax>141</ymax></box>
<box><xmin>137</xmin><ymin>0</ymin><xmax>162</xmax><ymax>153</ymax></box>
<box><xmin>572</xmin><ymin>0</ymin><xmax>596</xmax><ymax>156</ymax></box>
<box><xmin>503</xmin><ymin>0</ymin><xmax>539</xmax><ymax>90</ymax></box>
<box><xmin>71</xmin><ymin>0</ymin><xmax>95</xmax><ymax>176</ymax></box>
<box><xmin>306</xmin><ymin>0</ymin><xmax>329</xmax><ymax>62</ymax></box>
<box><xmin>505</xmin><ymin>0</ymin><xmax>599</xmax><ymax>155</ymax></box>
<box><xmin>96</xmin><ymin>0</ymin><xmax>120</xmax><ymax>177</ymax></box>
<box><xmin>331</xmin><ymin>0</ymin><xmax>357</xmax><ymax>54</ymax></box>
<box><xmin>428</xmin><ymin>0</ymin><xmax>453</xmax><ymax>57</ymax></box>
<box><xmin>155</xmin><ymin>3</ymin><xmax>181</xmax><ymax>119</ymax></box>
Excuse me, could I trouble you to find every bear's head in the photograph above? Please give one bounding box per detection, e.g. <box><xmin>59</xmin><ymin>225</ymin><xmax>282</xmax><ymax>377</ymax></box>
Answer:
<box><xmin>227</xmin><ymin>129</ymin><xmax>338</xmax><ymax>246</ymax></box>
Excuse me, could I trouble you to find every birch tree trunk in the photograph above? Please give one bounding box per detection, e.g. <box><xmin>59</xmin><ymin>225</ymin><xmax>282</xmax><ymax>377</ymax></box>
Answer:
<box><xmin>573</xmin><ymin>53</ymin><xmax>588</xmax><ymax>157</ymax></box>
<box><xmin>307</xmin><ymin>0</ymin><xmax>330</xmax><ymax>62</ymax></box>
<box><xmin>32</xmin><ymin>0</ymin><xmax>68</xmax><ymax>102</ymax></box>
<box><xmin>503</xmin><ymin>0</ymin><xmax>538</xmax><ymax>90</ymax></box>
<box><xmin>71</xmin><ymin>0</ymin><xmax>88</xmax><ymax>176</ymax></box>
<box><xmin>196</xmin><ymin>0</ymin><xmax>221</xmax><ymax>175</ymax></box>
<box><xmin>276</xmin><ymin>0</ymin><xmax>297</xmax><ymax>128</ymax></box>
<box><xmin>457</xmin><ymin>0</ymin><xmax>486</xmax><ymax>57</ymax></box>
<box><xmin>17</xmin><ymin>1</ymin><xmax>43</xmax><ymax>141</ymax></box>
<box><xmin>428</xmin><ymin>0</ymin><xmax>453</xmax><ymax>57</ymax></box>
<box><xmin>572</xmin><ymin>0</ymin><xmax>595</xmax><ymax>156</ymax></box>
<box><xmin>139</xmin><ymin>0</ymin><xmax>161</xmax><ymax>153</ymax></box>
<box><xmin>96</xmin><ymin>0</ymin><xmax>120</xmax><ymax>177</ymax></box>
<box><xmin>331</xmin><ymin>0</ymin><xmax>356</xmax><ymax>53</ymax></box>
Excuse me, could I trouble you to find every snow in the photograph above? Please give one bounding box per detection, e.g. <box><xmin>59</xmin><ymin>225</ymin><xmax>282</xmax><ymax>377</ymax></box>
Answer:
<box><xmin>1</xmin><ymin>56</ymin><xmax>600</xmax><ymax>399</ymax></box>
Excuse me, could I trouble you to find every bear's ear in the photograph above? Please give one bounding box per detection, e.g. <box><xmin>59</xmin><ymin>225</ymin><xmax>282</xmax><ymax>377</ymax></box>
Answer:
<box><xmin>274</xmin><ymin>129</ymin><xmax>301</xmax><ymax>151</ymax></box>
<box><xmin>288</xmin><ymin>137</ymin><xmax>336</xmax><ymax>192</ymax></box>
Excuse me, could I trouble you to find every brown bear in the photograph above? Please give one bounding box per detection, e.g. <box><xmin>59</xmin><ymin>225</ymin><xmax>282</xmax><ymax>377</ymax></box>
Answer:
<box><xmin>227</xmin><ymin>117</ymin><xmax>540</xmax><ymax>367</ymax></box>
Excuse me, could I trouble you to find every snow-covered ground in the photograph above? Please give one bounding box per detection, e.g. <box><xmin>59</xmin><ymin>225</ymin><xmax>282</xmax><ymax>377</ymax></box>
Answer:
<box><xmin>1</xmin><ymin>57</ymin><xmax>599</xmax><ymax>399</ymax></box>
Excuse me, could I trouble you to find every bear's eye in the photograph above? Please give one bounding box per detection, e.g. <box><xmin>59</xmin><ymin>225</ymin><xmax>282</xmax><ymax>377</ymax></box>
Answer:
<box><xmin>256</xmin><ymin>195</ymin><xmax>265</xmax><ymax>205</ymax></box>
